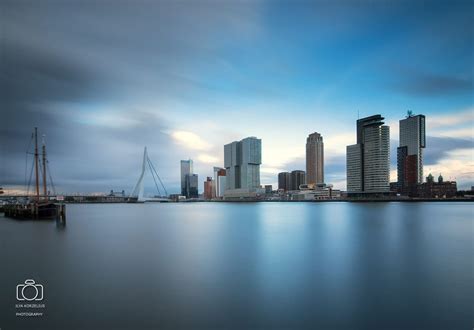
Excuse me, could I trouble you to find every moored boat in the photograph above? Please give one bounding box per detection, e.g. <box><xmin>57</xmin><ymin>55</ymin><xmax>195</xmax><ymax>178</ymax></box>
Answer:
<box><xmin>3</xmin><ymin>128</ymin><xmax>65</xmax><ymax>222</ymax></box>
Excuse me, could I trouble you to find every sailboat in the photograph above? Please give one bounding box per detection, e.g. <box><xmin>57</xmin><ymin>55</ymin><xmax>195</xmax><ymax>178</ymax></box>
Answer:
<box><xmin>3</xmin><ymin>128</ymin><xmax>66</xmax><ymax>220</ymax></box>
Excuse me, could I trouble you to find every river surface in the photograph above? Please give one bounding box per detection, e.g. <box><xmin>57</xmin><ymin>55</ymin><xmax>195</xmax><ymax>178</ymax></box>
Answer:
<box><xmin>0</xmin><ymin>202</ymin><xmax>472</xmax><ymax>329</ymax></box>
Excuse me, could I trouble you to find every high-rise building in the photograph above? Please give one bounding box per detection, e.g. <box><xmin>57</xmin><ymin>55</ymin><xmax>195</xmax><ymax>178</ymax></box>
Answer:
<box><xmin>204</xmin><ymin>177</ymin><xmax>215</xmax><ymax>199</ymax></box>
<box><xmin>181</xmin><ymin>159</ymin><xmax>198</xmax><ymax>198</ymax></box>
<box><xmin>224</xmin><ymin>137</ymin><xmax>261</xmax><ymax>190</ymax></box>
<box><xmin>398</xmin><ymin>112</ymin><xmax>426</xmax><ymax>191</ymax></box>
<box><xmin>290</xmin><ymin>170</ymin><xmax>306</xmax><ymax>190</ymax></box>
<box><xmin>184</xmin><ymin>173</ymin><xmax>199</xmax><ymax>198</ymax></box>
<box><xmin>180</xmin><ymin>159</ymin><xmax>193</xmax><ymax>196</ymax></box>
<box><xmin>224</xmin><ymin>137</ymin><xmax>263</xmax><ymax>199</ymax></box>
<box><xmin>214</xmin><ymin>167</ymin><xmax>227</xmax><ymax>198</ymax></box>
<box><xmin>278</xmin><ymin>172</ymin><xmax>291</xmax><ymax>191</ymax></box>
<box><xmin>306</xmin><ymin>132</ymin><xmax>324</xmax><ymax>185</ymax></box>
<box><xmin>346</xmin><ymin>114</ymin><xmax>390</xmax><ymax>194</ymax></box>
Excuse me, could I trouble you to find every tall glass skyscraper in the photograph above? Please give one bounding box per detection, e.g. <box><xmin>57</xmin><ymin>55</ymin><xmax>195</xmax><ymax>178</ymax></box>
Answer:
<box><xmin>306</xmin><ymin>132</ymin><xmax>324</xmax><ymax>185</ymax></box>
<box><xmin>398</xmin><ymin>113</ymin><xmax>426</xmax><ymax>189</ymax></box>
<box><xmin>224</xmin><ymin>137</ymin><xmax>262</xmax><ymax>197</ymax></box>
<box><xmin>180</xmin><ymin>159</ymin><xmax>198</xmax><ymax>198</ymax></box>
<box><xmin>346</xmin><ymin>115</ymin><xmax>390</xmax><ymax>194</ymax></box>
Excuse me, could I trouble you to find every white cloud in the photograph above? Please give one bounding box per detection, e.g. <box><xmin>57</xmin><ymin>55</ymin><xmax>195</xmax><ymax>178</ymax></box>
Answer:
<box><xmin>261</xmin><ymin>167</ymin><xmax>285</xmax><ymax>175</ymax></box>
<box><xmin>428</xmin><ymin>108</ymin><xmax>474</xmax><ymax>129</ymax></box>
<box><xmin>425</xmin><ymin>148</ymin><xmax>474</xmax><ymax>187</ymax></box>
<box><xmin>170</xmin><ymin>131</ymin><xmax>212</xmax><ymax>151</ymax></box>
<box><xmin>197</xmin><ymin>154</ymin><xmax>219</xmax><ymax>164</ymax></box>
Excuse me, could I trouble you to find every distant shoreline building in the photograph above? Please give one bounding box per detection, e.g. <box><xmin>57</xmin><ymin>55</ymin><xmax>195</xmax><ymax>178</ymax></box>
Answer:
<box><xmin>213</xmin><ymin>167</ymin><xmax>226</xmax><ymax>198</ymax></box>
<box><xmin>417</xmin><ymin>173</ymin><xmax>457</xmax><ymax>198</ymax></box>
<box><xmin>397</xmin><ymin>112</ymin><xmax>426</xmax><ymax>194</ymax></box>
<box><xmin>278</xmin><ymin>172</ymin><xmax>291</xmax><ymax>191</ymax></box>
<box><xmin>204</xmin><ymin>177</ymin><xmax>215</xmax><ymax>200</ymax></box>
<box><xmin>290</xmin><ymin>170</ymin><xmax>306</xmax><ymax>190</ymax></box>
<box><xmin>180</xmin><ymin>159</ymin><xmax>198</xmax><ymax>198</ymax></box>
<box><xmin>306</xmin><ymin>132</ymin><xmax>324</xmax><ymax>185</ymax></box>
<box><xmin>224</xmin><ymin>137</ymin><xmax>263</xmax><ymax>199</ymax></box>
<box><xmin>346</xmin><ymin>114</ymin><xmax>390</xmax><ymax>195</ymax></box>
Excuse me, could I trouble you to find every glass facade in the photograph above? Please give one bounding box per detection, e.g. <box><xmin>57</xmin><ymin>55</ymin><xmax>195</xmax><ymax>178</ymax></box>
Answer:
<box><xmin>224</xmin><ymin>137</ymin><xmax>262</xmax><ymax>192</ymax></box>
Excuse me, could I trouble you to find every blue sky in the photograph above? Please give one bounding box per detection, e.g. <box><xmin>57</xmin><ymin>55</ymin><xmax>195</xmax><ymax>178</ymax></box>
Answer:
<box><xmin>1</xmin><ymin>0</ymin><xmax>473</xmax><ymax>194</ymax></box>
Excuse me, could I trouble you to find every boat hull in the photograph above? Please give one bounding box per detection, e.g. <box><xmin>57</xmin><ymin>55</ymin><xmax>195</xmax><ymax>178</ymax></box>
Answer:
<box><xmin>3</xmin><ymin>202</ymin><xmax>64</xmax><ymax>220</ymax></box>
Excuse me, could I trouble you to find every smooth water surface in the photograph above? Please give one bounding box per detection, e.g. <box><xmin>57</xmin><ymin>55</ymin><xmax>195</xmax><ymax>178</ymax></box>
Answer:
<box><xmin>1</xmin><ymin>202</ymin><xmax>473</xmax><ymax>329</ymax></box>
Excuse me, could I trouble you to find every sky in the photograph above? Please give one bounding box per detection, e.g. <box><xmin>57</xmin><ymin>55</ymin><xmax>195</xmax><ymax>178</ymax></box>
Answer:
<box><xmin>1</xmin><ymin>0</ymin><xmax>473</xmax><ymax>195</ymax></box>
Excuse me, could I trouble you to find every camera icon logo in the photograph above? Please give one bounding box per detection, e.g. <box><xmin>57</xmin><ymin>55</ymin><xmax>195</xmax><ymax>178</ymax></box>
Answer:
<box><xmin>16</xmin><ymin>279</ymin><xmax>44</xmax><ymax>301</ymax></box>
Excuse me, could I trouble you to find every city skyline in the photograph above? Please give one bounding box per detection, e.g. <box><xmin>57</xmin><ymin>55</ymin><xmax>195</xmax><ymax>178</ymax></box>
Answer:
<box><xmin>1</xmin><ymin>1</ymin><xmax>473</xmax><ymax>194</ymax></box>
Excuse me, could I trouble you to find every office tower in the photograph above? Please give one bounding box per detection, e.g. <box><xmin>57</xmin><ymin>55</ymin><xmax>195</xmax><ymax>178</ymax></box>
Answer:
<box><xmin>290</xmin><ymin>170</ymin><xmax>306</xmax><ymax>190</ymax></box>
<box><xmin>213</xmin><ymin>167</ymin><xmax>224</xmax><ymax>197</ymax></box>
<box><xmin>346</xmin><ymin>144</ymin><xmax>362</xmax><ymax>192</ymax></box>
<box><xmin>398</xmin><ymin>112</ymin><xmax>426</xmax><ymax>190</ymax></box>
<box><xmin>306</xmin><ymin>132</ymin><xmax>324</xmax><ymax>185</ymax></box>
<box><xmin>278</xmin><ymin>172</ymin><xmax>291</xmax><ymax>191</ymax></box>
<box><xmin>185</xmin><ymin>173</ymin><xmax>198</xmax><ymax>198</ymax></box>
<box><xmin>180</xmin><ymin>159</ymin><xmax>193</xmax><ymax>196</ymax></box>
<box><xmin>346</xmin><ymin>114</ymin><xmax>390</xmax><ymax>194</ymax></box>
<box><xmin>215</xmin><ymin>168</ymin><xmax>227</xmax><ymax>198</ymax></box>
<box><xmin>224</xmin><ymin>137</ymin><xmax>261</xmax><ymax>190</ymax></box>
<box><xmin>204</xmin><ymin>177</ymin><xmax>214</xmax><ymax>199</ymax></box>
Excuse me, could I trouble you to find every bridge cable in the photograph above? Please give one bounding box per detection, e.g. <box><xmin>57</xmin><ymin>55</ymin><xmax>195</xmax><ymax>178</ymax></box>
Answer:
<box><xmin>147</xmin><ymin>157</ymin><xmax>168</xmax><ymax>196</ymax></box>
<box><xmin>147</xmin><ymin>158</ymin><xmax>162</xmax><ymax>196</ymax></box>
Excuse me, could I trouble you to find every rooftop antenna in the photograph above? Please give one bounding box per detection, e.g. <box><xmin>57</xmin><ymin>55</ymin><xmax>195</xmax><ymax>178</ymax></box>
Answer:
<box><xmin>357</xmin><ymin>109</ymin><xmax>359</xmax><ymax>119</ymax></box>
<box><xmin>407</xmin><ymin>109</ymin><xmax>413</xmax><ymax>118</ymax></box>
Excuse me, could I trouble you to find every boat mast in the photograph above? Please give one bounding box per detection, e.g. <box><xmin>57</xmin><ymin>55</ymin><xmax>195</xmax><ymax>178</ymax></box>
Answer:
<box><xmin>34</xmin><ymin>127</ymin><xmax>40</xmax><ymax>202</ymax></box>
<box><xmin>42</xmin><ymin>135</ymin><xmax>47</xmax><ymax>200</ymax></box>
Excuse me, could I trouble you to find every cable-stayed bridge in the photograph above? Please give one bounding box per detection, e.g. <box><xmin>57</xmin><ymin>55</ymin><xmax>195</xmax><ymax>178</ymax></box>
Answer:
<box><xmin>129</xmin><ymin>147</ymin><xmax>169</xmax><ymax>202</ymax></box>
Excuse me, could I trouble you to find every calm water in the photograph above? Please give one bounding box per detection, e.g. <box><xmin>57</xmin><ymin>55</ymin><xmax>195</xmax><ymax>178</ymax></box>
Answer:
<box><xmin>0</xmin><ymin>202</ymin><xmax>472</xmax><ymax>329</ymax></box>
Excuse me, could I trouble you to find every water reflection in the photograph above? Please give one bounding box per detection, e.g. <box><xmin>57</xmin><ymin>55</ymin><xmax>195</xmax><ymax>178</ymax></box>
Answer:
<box><xmin>0</xmin><ymin>202</ymin><xmax>472</xmax><ymax>329</ymax></box>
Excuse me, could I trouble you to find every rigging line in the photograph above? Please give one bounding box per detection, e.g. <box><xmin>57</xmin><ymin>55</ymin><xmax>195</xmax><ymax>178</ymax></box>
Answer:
<box><xmin>148</xmin><ymin>157</ymin><xmax>168</xmax><ymax>196</ymax></box>
<box><xmin>147</xmin><ymin>158</ymin><xmax>161</xmax><ymax>196</ymax></box>
<box><xmin>24</xmin><ymin>133</ymin><xmax>34</xmax><ymax>192</ymax></box>
<box><xmin>26</xmin><ymin>159</ymin><xmax>34</xmax><ymax>196</ymax></box>
<box><xmin>46</xmin><ymin>160</ymin><xmax>56</xmax><ymax>195</ymax></box>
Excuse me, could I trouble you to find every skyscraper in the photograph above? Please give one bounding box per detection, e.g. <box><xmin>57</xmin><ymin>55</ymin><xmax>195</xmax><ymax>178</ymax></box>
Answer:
<box><xmin>213</xmin><ymin>167</ymin><xmax>224</xmax><ymax>197</ymax></box>
<box><xmin>346</xmin><ymin>114</ymin><xmax>390</xmax><ymax>194</ymax></box>
<box><xmin>224</xmin><ymin>137</ymin><xmax>262</xmax><ymax>198</ymax></box>
<box><xmin>185</xmin><ymin>173</ymin><xmax>199</xmax><ymax>198</ymax></box>
<box><xmin>306</xmin><ymin>132</ymin><xmax>324</xmax><ymax>185</ymax></box>
<box><xmin>278</xmin><ymin>172</ymin><xmax>291</xmax><ymax>191</ymax></box>
<box><xmin>290</xmin><ymin>170</ymin><xmax>306</xmax><ymax>190</ymax></box>
<box><xmin>215</xmin><ymin>168</ymin><xmax>227</xmax><ymax>198</ymax></box>
<box><xmin>180</xmin><ymin>159</ymin><xmax>193</xmax><ymax>196</ymax></box>
<box><xmin>181</xmin><ymin>159</ymin><xmax>198</xmax><ymax>198</ymax></box>
<box><xmin>398</xmin><ymin>112</ymin><xmax>426</xmax><ymax>191</ymax></box>
<box><xmin>224</xmin><ymin>137</ymin><xmax>261</xmax><ymax>190</ymax></box>
<box><xmin>204</xmin><ymin>176</ymin><xmax>215</xmax><ymax>199</ymax></box>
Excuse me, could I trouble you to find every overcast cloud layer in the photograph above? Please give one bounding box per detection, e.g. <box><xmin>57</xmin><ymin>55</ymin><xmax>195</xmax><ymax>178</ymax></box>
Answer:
<box><xmin>1</xmin><ymin>0</ymin><xmax>473</xmax><ymax>194</ymax></box>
